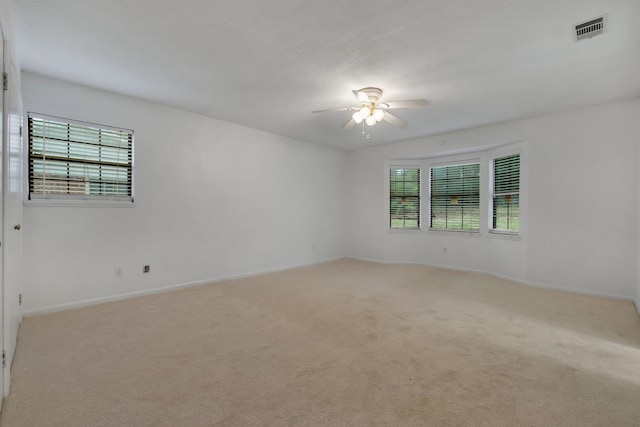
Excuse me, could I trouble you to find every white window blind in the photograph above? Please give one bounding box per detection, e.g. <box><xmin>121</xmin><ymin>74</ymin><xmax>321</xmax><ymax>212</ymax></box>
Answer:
<box><xmin>390</xmin><ymin>168</ymin><xmax>420</xmax><ymax>229</ymax></box>
<box><xmin>430</xmin><ymin>163</ymin><xmax>480</xmax><ymax>231</ymax></box>
<box><xmin>28</xmin><ymin>113</ymin><xmax>134</xmax><ymax>202</ymax></box>
<box><xmin>492</xmin><ymin>153</ymin><xmax>520</xmax><ymax>232</ymax></box>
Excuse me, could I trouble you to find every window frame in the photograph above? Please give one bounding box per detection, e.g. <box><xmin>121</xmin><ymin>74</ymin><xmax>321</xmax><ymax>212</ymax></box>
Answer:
<box><xmin>385</xmin><ymin>141</ymin><xmax>526</xmax><ymax>239</ymax></box>
<box><xmin>428</xmin><ymin>158</ymin><xmax>481</xmax><ymax>233</ymax></box>
<box><xmin>25</xmin><ymin>112</ymin><xmax>135</xmax><ymax>207</ymax></box>
<box><xmin>387</xmin><ymin>163</ymin><xmax>422</xmax><ymax>231</ymax></box>
<box><xmin>489</xmin><ymin>150</ymin><xmax>521</xmax><ymax>236</ymax></box>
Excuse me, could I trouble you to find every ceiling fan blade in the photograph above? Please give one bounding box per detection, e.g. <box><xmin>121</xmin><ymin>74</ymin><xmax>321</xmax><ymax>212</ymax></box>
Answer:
<box><xmin>343</xmin><ymin>118</ymin><xmax>357</xmax><ymax>129</ymax></box>
<box><xmin>353</xmin><ymin>90</ymin><xmax>370</xmax><ymax>104</ymax></box>
<box><xmin>311</xmin><ymin>106</ymin><xmax>357</xmax><ymax>114</ymax></box>
<box><xmin>382</xmin><ymin>112</ymin><xmax>406</xmax><ymax>127</ymax></box>
<box><xmin>384</xmin><ymin>99</ymin><xmax>428</xmax><ymax>109</ymax></box>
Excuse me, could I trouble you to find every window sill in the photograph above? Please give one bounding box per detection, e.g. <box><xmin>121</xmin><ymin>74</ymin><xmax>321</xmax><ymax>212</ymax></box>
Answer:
<box><xmin>488</xmin><ymin>230</ymin><xmax>521</xmax><ymax>241</ymax></box>
<box><xmin>24</xmin><ymin>199</ymin><xmax>135</xmax><ymax>208</ymax></box>
<box><xmin>428</xmin><ymin>228</ymin><xmax>481</xmax><ymax>237</ymax></box>
<box><xmin>388</xmin><ymin>227</ymin><xmax>422</xmax><ymax>234</ymax></box>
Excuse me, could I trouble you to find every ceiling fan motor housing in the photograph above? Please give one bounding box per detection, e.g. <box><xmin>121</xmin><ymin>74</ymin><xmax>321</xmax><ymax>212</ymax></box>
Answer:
<box><xmin>359</xmin><ymin>87</ymin><xmax>383</xmax><ymax>105</ymax></box>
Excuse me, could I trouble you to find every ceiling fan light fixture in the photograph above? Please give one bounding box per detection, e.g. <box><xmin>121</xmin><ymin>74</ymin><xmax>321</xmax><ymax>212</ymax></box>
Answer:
<box><xmin>311</xmin><ymin>87</ymin><xmax>426</xmax><ymax>131</ymax></box>
<box><xmin>359</xmin><ymin>106</ymin><xmax>371</xmax><ymax>118</ymax></box>
<box><xmin>373</xmin><ymin>108</ymin><xmax>385</xmax><ymax>122</ymax></box>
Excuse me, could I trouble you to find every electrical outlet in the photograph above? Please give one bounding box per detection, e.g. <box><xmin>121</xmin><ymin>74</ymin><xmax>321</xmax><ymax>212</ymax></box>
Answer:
<box><xmin>114</xmin><ymin>267</ymin><xmax>123</xmax><ymax>278</ymax></box>
<box><xmin>143</xmin><ymin>265</ymin><xmax>150</xmax><ymax>274</ymax></box>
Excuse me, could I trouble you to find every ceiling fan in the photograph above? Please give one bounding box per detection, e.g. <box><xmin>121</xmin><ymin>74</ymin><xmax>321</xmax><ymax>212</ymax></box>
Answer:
<box><xmin>312</xmin><ymin>87</ymin><xmax>428</xmax><ymax>129</ymax></box>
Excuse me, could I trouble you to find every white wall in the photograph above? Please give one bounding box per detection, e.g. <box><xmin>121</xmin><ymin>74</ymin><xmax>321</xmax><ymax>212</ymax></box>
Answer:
<box><xmin>22</xmin><ymin>72</ymin><xmax>347</xmax><ymax>314</ymax></box>
<box><xmin>20</xmin><ymin>72</ymin><xmax>640</xmax><ymax>312</ymax></box>
<box><xmin>347</xmin><ymin>100</ymin><xmax>640</xmax><ymax>300</ymax></box>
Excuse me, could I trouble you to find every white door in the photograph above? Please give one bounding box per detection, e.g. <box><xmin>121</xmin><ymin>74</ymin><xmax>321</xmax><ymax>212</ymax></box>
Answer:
<box><xmin>2</xmin><ymin>33</ymin><xmax>23</xmax><ymax>398</ymax></box>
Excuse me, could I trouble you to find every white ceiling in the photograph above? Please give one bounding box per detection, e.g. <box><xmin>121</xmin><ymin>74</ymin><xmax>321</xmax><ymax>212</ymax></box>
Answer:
<box><xmin>13</xmin><ymin>0</ymin><xmax>640</xmax><ymax>151</ymax></box>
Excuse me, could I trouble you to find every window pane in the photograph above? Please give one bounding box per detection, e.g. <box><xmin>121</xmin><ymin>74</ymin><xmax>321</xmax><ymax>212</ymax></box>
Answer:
<box><xmin>493</xmin><ymin>195</ymin><xmax>519</xmax><ymax>231</ymax></box>
<box><xmin>492</xmin><ymin>154</ymin><xmax>520</xmax><ymax>232</ymax></box>
<box><xmin>430</xmin><ymin>163</ymin><xmax>480</xmax><ymax>231</ymax></box>
<box><xmin>494</xmin><ymin>154</ymin><xmax>520</xmax><ymax>194</ymax></box>
<box><xmin>28</xmin><ymin>114</ymin><xmax>134</xmax><ymax>201</ymax></box>
<box><xmin>390</xmin><ymin>168</ymin><xmax>420</xmax><ymax>229</ymax></box>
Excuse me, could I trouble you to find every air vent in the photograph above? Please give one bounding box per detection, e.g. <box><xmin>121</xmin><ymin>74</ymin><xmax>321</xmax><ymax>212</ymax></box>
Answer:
<box><xmin>575</xmin><ymin>16</ymin><xmax>605</xmax><ymax>40</ymax></box>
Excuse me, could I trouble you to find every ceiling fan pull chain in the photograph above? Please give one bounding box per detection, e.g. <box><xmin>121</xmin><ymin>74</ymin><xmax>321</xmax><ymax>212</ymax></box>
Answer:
<box><xmin>362</xmin><ymin>121</ymin><xmax>371</xmax><ymax>140</ymax></box>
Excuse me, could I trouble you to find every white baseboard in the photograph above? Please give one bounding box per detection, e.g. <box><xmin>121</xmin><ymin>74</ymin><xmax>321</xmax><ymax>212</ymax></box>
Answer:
<box><xmin>23</xmin><ymin>256</ymin><xmax>344</xmax><ymax>317</ymax></box>
<box><xmin>24</xmin><ymin>256</ymin><xmax>636</xmax><ymax>316</ymax></box>
<box><xmin>347</xmin><ymin>256</ymin><xmax>635</xmax><ymax>302</ymax></box>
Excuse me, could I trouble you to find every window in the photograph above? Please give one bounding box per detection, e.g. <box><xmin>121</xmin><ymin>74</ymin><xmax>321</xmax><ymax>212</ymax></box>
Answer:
<box><xmin>430</xmin><ymin>162</ymin><xmax>480</xmax><ymax>231</ymax></box>
<box><xmin>390</xmin><ymin>168</ymin><xmax>420</xmax><ymax>229</ymax></box>
<box><xmin>28</xmin><ymin>113</ymin><xmax>134</xmax><ymax>202</ymax></box>
<box><xmin>491</xmin><ymin>153</ymin><xmax>520</xmax><ymax>233</ymax></box>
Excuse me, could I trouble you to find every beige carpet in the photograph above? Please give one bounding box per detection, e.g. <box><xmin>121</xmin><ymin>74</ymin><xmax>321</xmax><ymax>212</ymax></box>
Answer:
<box><xmin>2</xmin><ymin>259</ymin><xmax>640</xmax><ymax>426</ymax></box>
